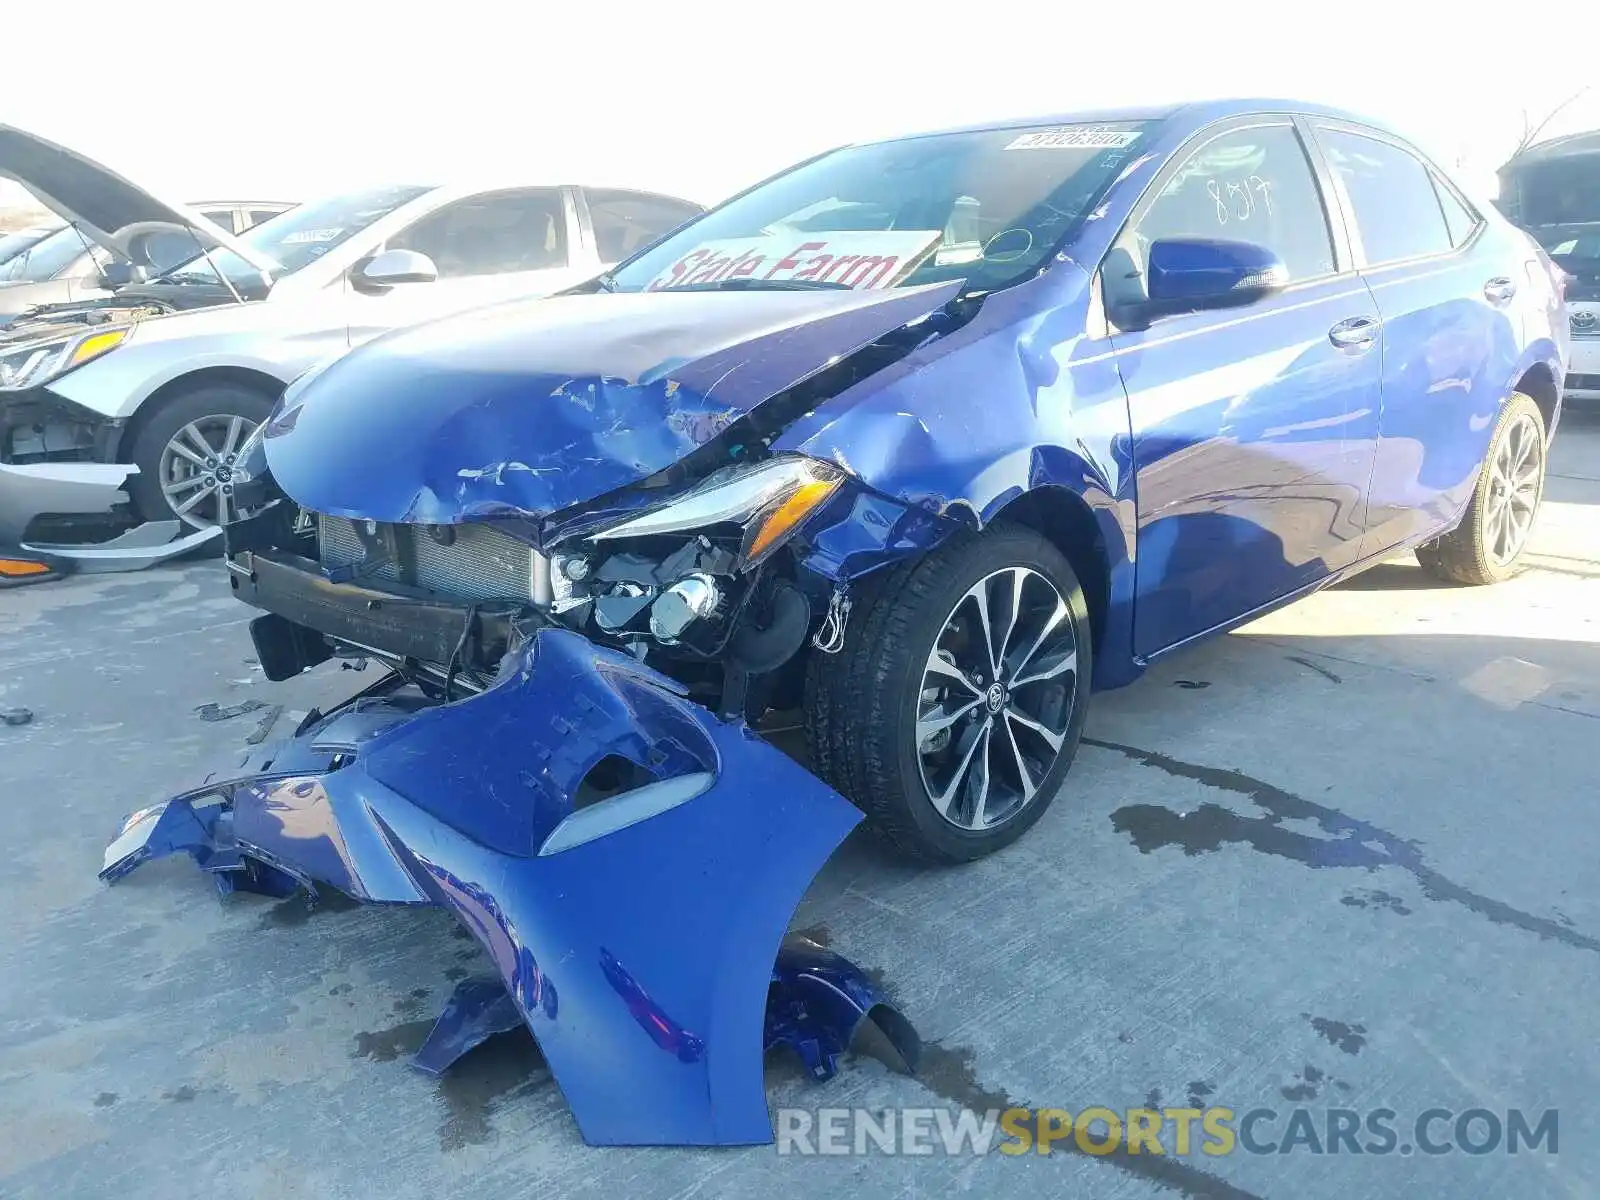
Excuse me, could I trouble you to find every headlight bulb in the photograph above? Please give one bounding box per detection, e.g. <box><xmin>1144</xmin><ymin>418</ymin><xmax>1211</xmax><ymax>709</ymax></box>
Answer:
<box><xmin>649</xmin><ymin>574</ymin><xmax>722</xmax><ymax>644</ymax></box>
<box><xmin>556</xmin><ymin>554</ymin><xmax>592</xmax><ymax>582</ymax></box>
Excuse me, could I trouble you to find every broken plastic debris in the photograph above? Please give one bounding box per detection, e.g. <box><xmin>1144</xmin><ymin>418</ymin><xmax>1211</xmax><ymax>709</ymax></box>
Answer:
<box><xmin>195</xmin><ymin>700</ymin><xmax>269</xmax><ymax>723</ymax></box>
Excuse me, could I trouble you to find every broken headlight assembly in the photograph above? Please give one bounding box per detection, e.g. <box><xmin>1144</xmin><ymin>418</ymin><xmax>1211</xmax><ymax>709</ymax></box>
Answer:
<box><xmin>0</xmin><ymin>326</ymin><xmax>131</xmax><ymax>391</ymax></box>
<box><xmin>552</xmin><ymin>456</ymin><xmax>843</xmax><ymax>651</ymax></box>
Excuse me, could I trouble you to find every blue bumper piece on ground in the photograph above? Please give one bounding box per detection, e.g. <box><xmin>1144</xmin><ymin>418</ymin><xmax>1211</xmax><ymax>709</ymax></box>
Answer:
<box><xmin>101</xmin><ymin>628</ymin><xmax>916</xmax><ymax>1146</ymax></box>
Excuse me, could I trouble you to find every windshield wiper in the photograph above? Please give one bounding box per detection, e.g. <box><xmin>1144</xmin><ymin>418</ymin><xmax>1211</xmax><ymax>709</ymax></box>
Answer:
<box><xmin>669</xmin><ymin>277</ymin><xmax>854</xmax><ymax>292</ymax></box>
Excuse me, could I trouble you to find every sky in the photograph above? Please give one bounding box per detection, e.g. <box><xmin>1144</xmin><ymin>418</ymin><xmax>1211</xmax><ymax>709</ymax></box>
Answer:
<box><xmin>3</xmin><ymin>0</ymin><xmax>1598</xmax><ymax>214</ymax></box>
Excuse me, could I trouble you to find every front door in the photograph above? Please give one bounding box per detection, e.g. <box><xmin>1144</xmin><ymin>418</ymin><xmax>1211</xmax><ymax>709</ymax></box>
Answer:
<box><xmin>1104</xmin><ymin>119</ymin><xmax>1384</xmax><ymax>658</ymax></box>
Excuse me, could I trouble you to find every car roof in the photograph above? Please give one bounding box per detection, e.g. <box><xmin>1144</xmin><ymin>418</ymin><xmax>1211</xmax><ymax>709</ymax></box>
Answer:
<box><xmin>863</xmin><ymin>97</ymin><xmax>1397</xmax><ymax>146</ymax></box>
<box><xmin>188</xmin><ymin>199</ymin><xmax>299</xmax><ymax>208</ymax></box>
<box><xmin>1505</xmin><ymin>129</ymin><xmax>1600</xmax><ymax>167</ymax></box>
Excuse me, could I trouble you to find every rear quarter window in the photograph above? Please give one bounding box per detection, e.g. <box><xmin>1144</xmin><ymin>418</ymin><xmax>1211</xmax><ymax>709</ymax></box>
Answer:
<box><xmin>1432</xmin><ymin>176</ymin><xmax>1481</xmax><ymax>248</ymax></box>
<box><xmin>1318</xmin><ymin>128</ymin><xmax>1453</xmax><ymax>266</ymax></box>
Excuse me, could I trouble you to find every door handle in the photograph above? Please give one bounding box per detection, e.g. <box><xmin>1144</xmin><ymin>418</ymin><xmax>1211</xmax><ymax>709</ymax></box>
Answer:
<box><xmin>1328</xmin><ymin>315</ymin><xmax>1378</xmax><ymax>350</ymax></box>
<box><xmin>1484</xmin><ymin>276</ymin><xmax>1517</xmax><ymax>304</ymax></box>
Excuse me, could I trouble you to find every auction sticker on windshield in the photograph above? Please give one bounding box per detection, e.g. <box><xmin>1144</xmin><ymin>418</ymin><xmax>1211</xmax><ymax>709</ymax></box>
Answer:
<box><xmin>1006</xmin><ymin>127</ymin><xmax>1141</xmax><ymax>150</ymax></box>
<box><xmin>644</xmin><ymin>230</ymin><xmax>942</xmax><ymax>291</ymax></box>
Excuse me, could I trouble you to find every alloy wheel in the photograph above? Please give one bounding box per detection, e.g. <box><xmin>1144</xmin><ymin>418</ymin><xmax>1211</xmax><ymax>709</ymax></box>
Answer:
<box><xmin>157</xmin><ymin>414</ymin><xmax>260</xmax><ymax>530</ymax></box>
<box><xmin>915</xmin><ymin>566</ymin><xmax>1079</xmax><ymax>831</ymax></box>
<box><xmin>1486</xmin><ymin>412</ymin><xmax>1544</xmax><ymax>567</ymax></box>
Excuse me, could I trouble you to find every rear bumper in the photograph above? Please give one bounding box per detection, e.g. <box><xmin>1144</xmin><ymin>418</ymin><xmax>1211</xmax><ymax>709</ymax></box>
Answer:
<box><xmin>99</xmin><ymin>628</ymin><xmax>911</xmax><ymax>1145</ymax></box>
<box><xmin>1566</xmin><ymin>339</ymin><xmax>1600</xmax><ymax>399</ymax></box>
<box><xmin>1565</xmin><ymin>371</ymin><xmax>1600</xmax><ymax>400</ymax></box>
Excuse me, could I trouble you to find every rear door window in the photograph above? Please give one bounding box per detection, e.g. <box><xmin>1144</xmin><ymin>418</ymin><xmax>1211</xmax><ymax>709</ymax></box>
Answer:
<box><xmin>199</xmin><ymin>208</ymin><xmax>240</xmax><ymax>233</ymax></box>
<box><xmin>1318</xmin><ymin>129</ymin><xmax>1453</xmax><ymax>265</ymax></box>
<box><xmin>389</xmin><ymin>188</ymin><xmax>569</xmax><ymax>278</ymax></box>
<box><xmin>584</xmin><ymin>190</ymin><xmax>702</xmax><ymax>262</ymax></box>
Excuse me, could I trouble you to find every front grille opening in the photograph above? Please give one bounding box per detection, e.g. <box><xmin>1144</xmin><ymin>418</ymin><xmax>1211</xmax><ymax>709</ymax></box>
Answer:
<box><xmin>574</xmin><ymin>754</ymin><xmax>660</xmax><ymax>810</ymax></box>
<box><xmin>317</xmin><ymin>515</ymin><xmax>540</xmax><ymax>603</ymax></box>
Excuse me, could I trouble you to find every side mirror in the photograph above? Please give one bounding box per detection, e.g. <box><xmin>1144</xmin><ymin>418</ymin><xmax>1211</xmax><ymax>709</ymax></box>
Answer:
<box><xmin>99</xmin><ymin>261</ymin><xmax>143</xmax><ymax>289</ymax></box>
<box><xmin>353</xmin><ymin>249</ymin><xmax>438</xmax><ymax>292</ymax></box>
<box><xmin>1143</xmin><ymin>237</ymin><xmax>1288</xmax><ymax>320</ymax></box>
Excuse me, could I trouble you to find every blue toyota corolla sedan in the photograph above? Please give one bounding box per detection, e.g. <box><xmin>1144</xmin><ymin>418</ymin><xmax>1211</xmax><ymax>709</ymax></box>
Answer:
<box><xmin>103</xmin><ymin>99</ymin><xmax>1568</xmax><ymax>1145</ymax></box>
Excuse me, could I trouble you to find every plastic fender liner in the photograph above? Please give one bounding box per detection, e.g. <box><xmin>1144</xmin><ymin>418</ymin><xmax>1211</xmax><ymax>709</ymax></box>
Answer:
<box><xmin>100</xmin><ymin>629</ymin><xmax>880</xmax><ymax>1146</ymax></box>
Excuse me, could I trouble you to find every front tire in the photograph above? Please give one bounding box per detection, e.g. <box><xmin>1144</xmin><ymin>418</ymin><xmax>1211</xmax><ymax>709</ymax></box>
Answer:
<box><xmin>805</xmin><ymin>525</ymin><xmax>1092</xmax><ymax>863</ymax></box>
<box><xmin>126</xmin><ymin>383</ymin><xmax>276</xmax><ymax>540</ymax></box>
<box><xmin>1416</xmin><ymin>391</ymin><xmax>1547</xmax><ymax>585</ymax></box>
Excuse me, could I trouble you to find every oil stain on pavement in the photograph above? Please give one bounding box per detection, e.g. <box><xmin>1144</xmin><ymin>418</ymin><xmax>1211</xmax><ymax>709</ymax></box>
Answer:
<box><xmin>1303</xmin><ymin>1015</ymin><xmax>1367</xmax><ymax>1055</ymax></box>
<box><xmin>1089</xmin><ymin>738</ymin><xmax>1600</xmax><ymax>954</ymax></box>
<box><xmin>437</xmin><ymin>1029</ymin><xmax>549</xmax><ymax>1151</ymax></box>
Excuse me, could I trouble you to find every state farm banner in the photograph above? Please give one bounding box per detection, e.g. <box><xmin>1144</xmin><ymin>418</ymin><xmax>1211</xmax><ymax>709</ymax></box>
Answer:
<box><xmin>645</xmin><ymin>230</ymin><xmax>942</xmax><ymax>292</ymax></box>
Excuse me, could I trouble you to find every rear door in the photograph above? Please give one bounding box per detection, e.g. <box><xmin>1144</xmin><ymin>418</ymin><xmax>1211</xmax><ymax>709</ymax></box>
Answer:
<box><xmin>345</xmin><ymin>187</ymin><xmax>589</xmax><ymax>345</ymax></box>
<box><xmin>1106</xmin><ymin>117</ymin><xmax>1383</xmax><ymax>658</ymax></box>
<box><xmin>1308</xmin><ymin>122</ymin><xmax>1521</xmax><ymax>554</ymax></box>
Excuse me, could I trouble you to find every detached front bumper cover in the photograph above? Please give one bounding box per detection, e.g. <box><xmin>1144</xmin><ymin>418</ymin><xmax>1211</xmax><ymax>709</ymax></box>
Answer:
<box><xmin>102</xmin><ymin>627</ymin><xmax>918</xmax><ymax>1146</ymax></box>
<box><xmin>0</xmin><ymin>460</ymin><xmax>219</xmax><ymax>576</ymax></box>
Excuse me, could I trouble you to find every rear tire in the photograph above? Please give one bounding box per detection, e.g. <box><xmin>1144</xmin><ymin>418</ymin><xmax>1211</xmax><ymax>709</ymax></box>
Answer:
<box><xmin>1415</xmin><ymin>391</ymin><xmax>1546</xmax><ymax>586</ymax></box>
<box><xmin>804</xmin><ymin>525</ymin><xmax>1092</xmax><ymax>863</ymax></box>
<box><xmin>126</xmin><ymin>383</ymin><xmax>276</xmax><ymax>550</ymax></box>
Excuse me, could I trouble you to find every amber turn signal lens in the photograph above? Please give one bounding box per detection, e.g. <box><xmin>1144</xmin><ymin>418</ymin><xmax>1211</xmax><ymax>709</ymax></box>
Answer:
<box><xmin>745</xmin><ymin>478</ymin><xmax>840</xmax><ymax>563</ymax></box>
<box><xmin>0</xmin><ymin>558</ymin><xmax>51</xmax><ymax>577</ymax></box>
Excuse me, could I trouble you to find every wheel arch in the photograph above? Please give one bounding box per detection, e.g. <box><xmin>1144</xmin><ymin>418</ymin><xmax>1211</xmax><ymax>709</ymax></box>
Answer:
<box><xmin>112</xmin><ymin>366</ymin><xmax>287</xmax><ymax>461</ymax></box>
<box><xmin>988</xmin><ymin>485</ymin><xmax>1113</xmax><ymax>657</ymax></box>
<box><xmin>1512</xmin><ymin>357</ymin><xmax>1561</xmax><ymax>440</ymax></box>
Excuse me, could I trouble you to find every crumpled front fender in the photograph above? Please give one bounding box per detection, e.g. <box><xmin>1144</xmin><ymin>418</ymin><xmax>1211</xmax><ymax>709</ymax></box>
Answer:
<box><xmin>102</xmin><ymin>629</ymin><xmax>914</xmax><ymax>1146</ymax></box>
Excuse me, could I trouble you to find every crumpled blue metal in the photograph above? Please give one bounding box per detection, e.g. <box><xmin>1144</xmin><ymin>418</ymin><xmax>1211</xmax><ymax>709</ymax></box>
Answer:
<box><xmin>101</xmin><ymin>628</ymin><xmax>917</xmax><ymax>1146</ymax></box>
<box><xmin>262</xmin><ymin>282</ymin><xmax>963</xmax><ymax>526</ymax></box>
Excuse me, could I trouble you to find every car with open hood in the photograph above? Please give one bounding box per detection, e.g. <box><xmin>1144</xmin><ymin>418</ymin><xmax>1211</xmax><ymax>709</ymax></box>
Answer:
<box><xmin>105</xmin><ymin>99</ymin><xmax>1568</xmax><ymax>1146</ymax></box>
<box><xmin>0</xmin><ymin>206</ymin><xmax>293</xmax><ymax>332</ymax></box>
<box><xmin>0</xmin><ymin>123</ymin><xmax>704</xmax><ymax>573</ymax></box>
<box><xmin>0</xmin><ymin>127</ymin><xmax>292</xmax><ymax>328</ymax></box>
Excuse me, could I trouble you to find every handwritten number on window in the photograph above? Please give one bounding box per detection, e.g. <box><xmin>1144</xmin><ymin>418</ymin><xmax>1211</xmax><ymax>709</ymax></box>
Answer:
<box><xmin>1205</xmin><ymin>174</ymin><xmax>1275</xmax><ymax>226</ymax></box>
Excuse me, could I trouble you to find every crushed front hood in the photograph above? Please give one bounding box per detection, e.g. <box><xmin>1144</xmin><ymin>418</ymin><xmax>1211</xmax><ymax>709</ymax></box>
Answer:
<box><xmin>263</xmin><ymin>281</ymin><xmax>962</xmax><ymax>524</ymax></box>
<box><xmin>0</xmin><ymin>124</ymin><xmax>275</xmax><ymax>273</ymax></box>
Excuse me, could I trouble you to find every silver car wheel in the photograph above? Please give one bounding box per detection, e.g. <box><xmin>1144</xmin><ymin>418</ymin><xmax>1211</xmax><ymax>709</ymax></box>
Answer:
<box><xmin>1485</xmin><ymin>411</ymin><xmax>1544</xmax><ymax>567</ymax></box>
<box><xmin>915</xmin><ymin>566</ymin><xmax>1079</xmax><ymax>831</ymax></box>
<box><xmin>157</xmin><ymin>414</ymin><xmax>259</xmax><ymax>530</ymax></box>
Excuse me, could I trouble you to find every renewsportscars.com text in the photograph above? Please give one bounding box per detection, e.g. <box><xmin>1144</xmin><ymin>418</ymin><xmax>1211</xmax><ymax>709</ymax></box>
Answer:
<box><xmin>775</xmin><ymin>1105</ymin><xmax>1559</xmax><ymax>1157</ymax></box>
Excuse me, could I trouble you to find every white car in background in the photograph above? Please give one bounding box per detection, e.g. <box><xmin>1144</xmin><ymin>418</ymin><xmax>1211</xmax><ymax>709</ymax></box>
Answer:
<box><xmin>0</xmin><ymin>125</ymin><xmax>703</xmax><ymax>570</ymax></box>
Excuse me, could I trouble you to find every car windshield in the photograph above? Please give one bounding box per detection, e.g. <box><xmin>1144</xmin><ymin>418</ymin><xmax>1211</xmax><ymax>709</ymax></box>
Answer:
<box><xmin>1509</xmin><ymin>156</ymin><xmax>1600</xmax><ymax>229</ymax></box>
<box><xmin>0</xmin><ymin>227</ymin><xmax>54</xmax><ymax>267</ymax></box>
<box><xmin>605</xmin><ymin>121</ymin><xmax>1156</xmax><ymax>295</ymax></box>
<box><xmin>0</xmin><ymin>225</ymin><xmax>96</xmax><ymax>283</ymax></box>
<box><xmin>156</xmin><ymin>184</ymin><xmax>432</xmax><ymax>286</ymax></box>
